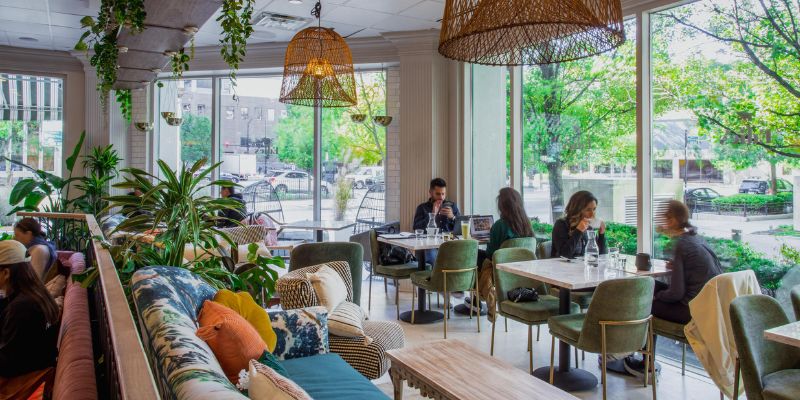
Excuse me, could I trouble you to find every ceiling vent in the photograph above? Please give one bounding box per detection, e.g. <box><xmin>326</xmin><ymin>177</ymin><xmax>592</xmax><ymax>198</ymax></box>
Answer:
<box><xmin>252</xmin><ymin>12</ymin><xmax>311</xmax><ymax>31</ymax></box>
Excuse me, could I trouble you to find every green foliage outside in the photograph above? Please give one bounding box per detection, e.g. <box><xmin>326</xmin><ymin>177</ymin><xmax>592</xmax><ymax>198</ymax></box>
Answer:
<box><xmin>711</xmin><ymin>193</ymin><xmax>792</xmax><ymax>208</ymax></box>
<box><xmin>531</xmin><ymin>221</ymin><xmax>795</xmax><ymax>290</ymax></box>
<box><xmin>180</xmin><ymin>113</ymin><xmax>213</xmax><ymax>165</ymax></box>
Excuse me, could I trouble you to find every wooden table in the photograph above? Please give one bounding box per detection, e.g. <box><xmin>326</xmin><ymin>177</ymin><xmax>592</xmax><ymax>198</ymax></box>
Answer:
<box><xmin>282</xmin><ymin>220</ymin><xmax>355</xmax><ymax>242</ymax></box>
<box><xmin>377</xmin><ymin>235</ymin><xmax>449</xmax><ymax>324</ymax></box>
<box><xmin>387</xmin><ymin>339</ymin><xmax>578</xmax><ymax>400</ymax></box>
<box><xmin>495</xmin><ymin>257</ymin><xmax>669</xmax><ymax>391</ymax></box>
<box><xmin>764</xmin><ymin>321</ymin><xmax>800</xmax><ymax>348</ymax></box>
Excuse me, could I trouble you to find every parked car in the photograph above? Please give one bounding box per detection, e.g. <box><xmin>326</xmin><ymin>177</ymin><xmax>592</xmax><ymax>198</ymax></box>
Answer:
<box><xmin>267</xmin><ymin>170</ymin><xmax>330</xmax><ymax>196</ymax></box>
<box><xmin>738</xmin><ymin>178</ymin><xmax>793</xmax><ymax>194</ymax></box>
<box><xmin>346</xmin><ymin>166</ymin><xmax>384</xmax><ymax>189</ymax></box>
<box><xmin>684</xmin><ymin>187</ymin><xmax>721</xmax><ymax>212</ymax></box>
<box><xmin>220</xmin><ymin>172</ymin><xmax>240</xmax><ymax>183</ymax></box>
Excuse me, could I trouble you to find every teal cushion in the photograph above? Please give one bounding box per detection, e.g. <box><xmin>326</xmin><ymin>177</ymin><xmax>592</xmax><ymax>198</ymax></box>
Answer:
<box><xmin>280</xmin><ymin>353</ymin><xmax>389</xmax><ymax>399</ymax></box>
<box><xmin>258</xmin><ymin>351</ymin><xmax>289</xmax><ymax>377</ymax></box>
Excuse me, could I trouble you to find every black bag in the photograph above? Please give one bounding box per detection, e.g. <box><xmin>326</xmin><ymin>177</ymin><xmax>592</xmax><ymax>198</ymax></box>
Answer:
<box><xmin>379</xmin><ymin>243</ymin><xmax>415</xmax><ymax>265</ymax></box>
<box><xmin>507</xmin><ymin>287</ymin><xmax>539</xmax><ymax>303</ymax></box>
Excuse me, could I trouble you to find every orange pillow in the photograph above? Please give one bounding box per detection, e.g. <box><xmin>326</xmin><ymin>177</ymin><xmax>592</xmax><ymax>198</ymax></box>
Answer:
<box><xmin>196</xmin><ymin>300</ymin><xmax>268</xmax><ymax>383</ymax></box>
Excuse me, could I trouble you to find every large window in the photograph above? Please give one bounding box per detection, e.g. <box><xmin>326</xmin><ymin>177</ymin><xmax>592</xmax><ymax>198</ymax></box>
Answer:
<box><xmin>0</xmin><ymin>73</ymin><xmax>63</xmax><ymax>222</ymax></box>
<box><xmin>521</xmin><ymin>21</ymin><xmax>637</xmax><ymax>250</ymax></box>
<box><xmin>156</xmin><ymin>78</ymin><xmax>213</xmax><ymax>169</ymax></box>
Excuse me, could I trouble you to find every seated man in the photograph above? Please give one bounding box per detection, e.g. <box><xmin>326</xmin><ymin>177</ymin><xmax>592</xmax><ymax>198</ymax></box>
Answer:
<box><xmin>217</xmin><ymin>186</ymin><xmax>246</xmax><ymax>228</ymax></box>
<box><xmin>412</xmin><ymin>178</ymin><xmax>461</xmax><ymax>266</ymax></box>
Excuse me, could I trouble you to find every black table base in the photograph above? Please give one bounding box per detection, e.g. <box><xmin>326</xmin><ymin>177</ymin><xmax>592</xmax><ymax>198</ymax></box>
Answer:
<box><xmin>532</xmin><ymin>366</ymin><xmax>598</xmax><ymax>391</ymax></box>
<box><xmin>399</xmin><ymin>310</ymin><xmax>444</xmax><ymax>324</ymax></box>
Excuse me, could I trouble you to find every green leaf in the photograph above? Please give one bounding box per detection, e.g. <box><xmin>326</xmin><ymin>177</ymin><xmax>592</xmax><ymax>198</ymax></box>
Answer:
<box><xmin>80</xmin><ymin>16</ymin><xmax>95</xmax><ymax>28</ymax></box>
<box><xmin>8</xmin><ymin>178</ymin><xmax>39</xmax><ymax>205</ymax></box>
<box><xmin>72</xmin><ymin>267</ymin><xmax>99</xmax><ymax>288</ymax></box>
<box><xmin>65</xmin><ymin>131</ymin><xmax>86</xmax><ymax>172</ymax></box>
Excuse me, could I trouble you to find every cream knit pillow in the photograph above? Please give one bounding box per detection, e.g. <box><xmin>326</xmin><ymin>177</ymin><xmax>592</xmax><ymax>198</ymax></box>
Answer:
<box><xmin>305</xmin><ymin>264</ymin><xmax>348</xmax><ymax>312</ymax></box>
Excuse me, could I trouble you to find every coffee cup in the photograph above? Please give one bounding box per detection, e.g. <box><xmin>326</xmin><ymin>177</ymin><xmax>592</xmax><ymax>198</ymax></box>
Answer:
<box><xmin>635</xmin><ymin>253</ymin><xmax>652</xmax><ymax>271</ymax></box>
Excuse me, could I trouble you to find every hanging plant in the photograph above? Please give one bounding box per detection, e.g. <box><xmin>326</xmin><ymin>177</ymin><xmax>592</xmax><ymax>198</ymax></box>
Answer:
<box><xmin>116</xmin><ymin>89</ymin><xmax>132</xmax><ymax>122</ymax></box>
<box><xmin>170</xmin><ymin>48</ymin><xmax>191</xmax><ymax>79</ymax></box>
<box><xmin>75</xmin><ymin>0</ymin><xmax>146</xmax><ymax>96</ymax></box>
<box><xmin>217</xmin><ymin>0</ymin><xmax>255</xmax><ymax>83</ymax></box>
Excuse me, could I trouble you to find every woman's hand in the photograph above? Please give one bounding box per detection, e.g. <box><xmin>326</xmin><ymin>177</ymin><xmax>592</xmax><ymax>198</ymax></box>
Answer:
<box><xmin>576</xmin><ymin>218</ymin><xmax>590</xmax><ymax>232</ymax></box>
<box><xmin>599</xmin><ymin>220</ymin><xmax>606</xmax><ymax>235</ymax></box>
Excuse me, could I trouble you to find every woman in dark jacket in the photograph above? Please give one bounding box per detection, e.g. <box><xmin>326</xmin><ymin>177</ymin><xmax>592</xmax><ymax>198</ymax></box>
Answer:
<box><xmin>551</xmin><ymin>190</ymin><xmax>607</xmax><ymax>258</ymax></box>
<box><xmin>0</xmin><ymin>240</ymin><xmax>59</xmax><ymax>397</ymax></box>
<box><xmin>652</xmin><ymin>200</ymin><xmax>723</xmax><ymax>324</ymax></box>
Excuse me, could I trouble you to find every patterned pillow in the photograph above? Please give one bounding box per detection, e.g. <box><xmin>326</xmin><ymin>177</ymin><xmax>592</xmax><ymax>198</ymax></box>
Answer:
<box><xmin>268</xmin><ymin>307</ymin><xmax>329</xmax><ymax>360</ymax></box>
<box><xmin>328</xmin><ymin>301</ymin><xmax>372</xmax><ymax>345</ymax></box>
<box><xmin>246</xmin><ymin>360</ymin><xmax>311</xmax><ymax>400</ymax></box>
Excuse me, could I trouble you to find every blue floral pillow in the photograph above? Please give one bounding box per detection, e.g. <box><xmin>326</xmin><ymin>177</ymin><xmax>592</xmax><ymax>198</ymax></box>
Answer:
<box><xmin>268</xmin><ymin>307</ymin><xmax>329</xmax><ymax>360</ymax></box>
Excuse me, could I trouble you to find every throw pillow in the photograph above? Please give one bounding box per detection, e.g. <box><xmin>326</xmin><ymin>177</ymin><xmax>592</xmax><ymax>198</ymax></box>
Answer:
<box><xmin>327</xmin><ymin>301</ymin><xmax>372</xmax><ymax>345</ymax></box>
<box><xmin>196</xmin><ymin>300</ymin><xmax>268</xmax><ymax>383</ymax></box>
<box><xmin>258</xmin><ymin>350</ymin><xmax>289</xmax><ymax>378</ymax></box>
<box><xmin>269</xmin><ymin>307</ymin><xmax>329</xmax><ymax>360</ymax></box>
<box><xmin>305</xmin><ymin>265</ymin><xmax>347</xmax><ymax>312</ymax></box>
<box><xmin>214</xmin><ymin>289</ymin><xmax>278</xmax><ymax>351</ymax></box>
<box><xmin>45</xmin><ymin>275</ymin><xmax>66</xmax><ymax>299</ymax></box>
<box><xmin>246</xmin><ymin>360</ymin><xmax>311</xmax><ymax>400</ymax></box>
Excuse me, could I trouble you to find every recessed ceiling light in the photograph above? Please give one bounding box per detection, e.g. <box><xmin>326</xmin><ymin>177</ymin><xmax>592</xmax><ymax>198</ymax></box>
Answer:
<box><xmin>289</xmin><ymin>0</ymin><xmax>303</xmax><ymax>4</ymax></box>
<box><xmin>18</xmin><ymin>37</ymin><xmax>38</xmax><ymax>42</ymax></box>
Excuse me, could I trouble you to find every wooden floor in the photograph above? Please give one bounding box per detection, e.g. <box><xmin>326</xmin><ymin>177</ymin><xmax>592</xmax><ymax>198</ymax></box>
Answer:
<box><xmin>362</xmin><ymin>279</ymin><xmax>726</xmax><ymax>400</ymax></box>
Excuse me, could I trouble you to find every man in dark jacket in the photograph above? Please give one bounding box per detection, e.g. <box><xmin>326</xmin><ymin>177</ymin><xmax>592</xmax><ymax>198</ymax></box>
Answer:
<box><xmin>412</xmin><ymin>178</ymin><xmax>461</xmax><ymax>266</ymax></box>
<box><xmin>218</xmin><ymin>186</ymin><xmax>246</xmax><ymax>227</ymax></box>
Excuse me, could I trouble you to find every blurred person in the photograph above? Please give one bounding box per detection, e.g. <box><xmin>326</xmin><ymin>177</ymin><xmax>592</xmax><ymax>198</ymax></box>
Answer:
<box><xmin>13</xmin><ymin>218</ymin><xmax>56</xmax><ymax>281</ymax></box>
<box><xmin>218</xmin><ymin>185</ymin><xmax>246</xmax><ymax>228</ymax></box>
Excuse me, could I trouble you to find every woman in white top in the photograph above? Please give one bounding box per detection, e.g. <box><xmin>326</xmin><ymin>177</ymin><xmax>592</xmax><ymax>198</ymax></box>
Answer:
<box><xmin>13</xmin><ymin>218</ymin><xmax>56</xmax><ymax>280</ymax></box>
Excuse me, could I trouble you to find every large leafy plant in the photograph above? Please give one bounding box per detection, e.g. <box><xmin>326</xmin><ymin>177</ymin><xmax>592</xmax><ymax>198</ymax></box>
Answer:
<box><xmin>75</xmin><ymin>145</ymin><xmax>122</xmax><ymax>216</ymax></box>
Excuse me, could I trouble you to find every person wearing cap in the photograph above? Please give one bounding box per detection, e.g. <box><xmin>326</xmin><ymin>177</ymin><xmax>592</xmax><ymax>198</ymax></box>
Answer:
<box><xmin>0</xmin><ymin>240</ymin><xmax>59</xmax><ymax>397</ymax></box>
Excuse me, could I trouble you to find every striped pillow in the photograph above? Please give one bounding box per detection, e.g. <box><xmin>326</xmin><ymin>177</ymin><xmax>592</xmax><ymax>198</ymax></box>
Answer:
<box><xmin>328</xmin><ymin>301</ymin><xmax>372</xmax><ymax>345</ymax></box>
<box><xmin>247</xmin><ymin>360</ymin><xmax>311</xmax><ymax>400</ymax></box>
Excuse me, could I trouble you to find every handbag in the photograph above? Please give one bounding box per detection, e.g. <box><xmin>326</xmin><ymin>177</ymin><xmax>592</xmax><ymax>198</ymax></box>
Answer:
<box><xmin>507</xmin><ymin>287</ymin><xmax>539</xmax><ymax>302</ymax></box>
<box><xmin>378</xmin><ymin>243</ymin><xmax>415</xmax><ymax>265</ymax></box>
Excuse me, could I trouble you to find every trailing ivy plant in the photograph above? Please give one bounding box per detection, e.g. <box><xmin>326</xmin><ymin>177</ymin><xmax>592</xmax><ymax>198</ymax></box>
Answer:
<box><xmin>217</xmin><ymin>0</ymin><xmax>255</xmax><ymax>83</ymax></box>
<box><xmin>75</xmin><ymin>0</ymin><xmax>146</xmax><ymax>103</ymax></box>
<box><xmin>170</xmin><ymin>48</ymin><xmax>191</xmax><ymax>79</ymax></box>
<box><xmin>116</xmin><ymin>89</ymin><xmax>132</xmax><ymax>122</ymax></box>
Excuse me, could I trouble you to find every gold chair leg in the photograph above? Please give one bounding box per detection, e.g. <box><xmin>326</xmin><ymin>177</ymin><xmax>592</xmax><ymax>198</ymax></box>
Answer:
<box><xmin>528</xmin><ymin>325</ymin><xmax>533</xmax><ymax>374</ymax></box>
<box><xmin>411</xmin><ymin>288</ymin><xmax>416</xmax><ymax>324</ymax></box>
<box><xmin>444</xmin><ymin>292</ymin><xmax>449</xmax><ymax>339</ymax></box>
<box><xmin>469</xmin><ymin>291</ymin><xmax>474</xmax><ymax>320</ymax></box>
<box><xmin>601</xmin><ymin>324</ymin><xmax>608</xmax><ymax>400</ymax></box>
<box><xmin>490</xmin><ymin>316</ymin><xmax>496</xmax><ymax>356</ymax></box>
<box><xmin>505</xmin><ymin>317</ymin><xmax>508</xmax><ymax>332</ymax></box>
<box><xmin>537</xmin><ymin>325</ymin><xmax>540</xmax><ymax>341</ymax></box>
<box><xmin>549</xmin><ymin>335</ymin><xmax>556</xmax><ymax>384</ymax></box>
<box><xmin>651</xmin><ymin>324</ymin><xmax>657</xmax><ymax>400</ymax></box>
<box><xmin>368</xmin><ymin>272</ymin><xmax>373</xmax><ymax>312</ymax></box>
<box><xmin>681</xmin><ymin>343</ymin><xmax>686</xmax><ymax>376</ymax></box>
<box><xmin>475</xmin><ymin>279</ymin><xmax>481</xmax><ymax>333</ymax></box>
<box><xmin>394</xmin><ymin>279</ymin><xmax>400</xmax><ymax>320</ymax></box>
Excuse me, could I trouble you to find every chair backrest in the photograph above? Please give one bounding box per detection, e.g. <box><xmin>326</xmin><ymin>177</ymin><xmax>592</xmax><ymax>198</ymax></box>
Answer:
<box><xmin>217</xmin><ymin>224</ymin><xmax>270</xmax><ymax>246</ymax></box>
<box><xmin>730</xmin><ymin>295</ymin><xmax>800</xmax><ymax>400</ymax></box>
<box><xmin>368</xmin><ymin>229</ymin><xmax>381</xmax><ymax>267</ymax></box>
<box><xmin>500</xmin><ymin>237</ymin><xmax>537</xmax><ymax>254</ymax></box>
<box><xmin>289</xmin><ymin>242</ymin><xmax>364</xmax><ymax>305</ymax></box>
<box><xmin>578</xmin><ymin>276</ymin><xmax>655</xmax><ymax>354</ymax></box>
<box><xmin>242</xmin><ymin>181</ymin><xmax>285</xmax><ymax>223</ymax></box>
<box><xmin>492</xmin><ymin>248</ymin><xmax>547</xmax><ymax>304</ymax></box>
<box><xmin>352</xmin><ymin>185</ymin><xmax>386</xmax><ymax>233</ymax></box>
<box><xmin>791</xmin><ymin>285</ymin><xmax>800</xmax><ymax>321</ymax></box>
<box><xmin>537</xmin><ymin>240</ymin><xmax>553</xmax><ymax>259</ymax></box>
<box><xmin>429</xmin><ymin>240</ymin><xmax>478</xmax><ymax>292</ymax></box>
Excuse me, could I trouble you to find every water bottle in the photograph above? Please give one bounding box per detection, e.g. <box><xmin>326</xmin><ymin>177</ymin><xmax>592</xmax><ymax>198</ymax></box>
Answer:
<box><xmin>584</xmin><ymin>230</ymin><xmax>600</xmax><ymax>267</ymax></box>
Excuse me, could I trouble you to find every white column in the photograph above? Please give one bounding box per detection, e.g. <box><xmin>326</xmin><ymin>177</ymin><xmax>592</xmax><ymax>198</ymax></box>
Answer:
<box><xmin>385</xmin><ymin>66</ymin><xmax>401</xmax><ymax>222</ymax></box>
<box><xmin>636</xmin><ymin>12</ymin><xmax>653</xmax><ymax>254</ymax></box>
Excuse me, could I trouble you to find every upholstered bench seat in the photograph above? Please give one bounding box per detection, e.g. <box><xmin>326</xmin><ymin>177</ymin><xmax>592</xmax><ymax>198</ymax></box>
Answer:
<box><xmin>282</xmin><ymin>353</ymin><xmax>388</xmax><ymax>399</ymax></box>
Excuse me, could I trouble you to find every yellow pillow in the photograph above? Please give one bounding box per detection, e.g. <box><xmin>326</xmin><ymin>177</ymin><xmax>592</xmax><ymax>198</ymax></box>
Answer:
<box><xmin>214</xmin><ymin>289</ymin><xmax>277</xmax><ymax>352</ymax></box>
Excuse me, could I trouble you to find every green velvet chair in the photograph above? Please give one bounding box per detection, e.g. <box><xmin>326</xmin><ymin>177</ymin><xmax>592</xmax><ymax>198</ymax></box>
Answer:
<box><xmin>410</xmin><ymin>239</ymin><xmax>479</xmax><ymax>338</ymax></box>
<box><xmin>791</xmin><ymin>285</ymin><xmax>800</xmax><ymax>321</ymax></box>
<box><xmin>367</xmin><ymin>229</ymin><xmax>420</xmax><ymax>319</ymax></box>
<box><xmin>491</xmin><ymin>248</ymin><xmax>578</xmax><ymax>373</ymax></box>
<box><xmin>652</xmin><ymin>317</ymin><xmax>691</xmax><ymax>376</ymax></box>
<box><xmin>290</xmin><ymin>242</ymin><xmax>364</xmax><ymax>305</ymax></box>
<box><xmin>547</xmin><ymin>276</ymin><xmax>656</xmax><ymax>400</ymax></box>
<box><xmin>536</xmin><ymin>240</ymin><xmax>552</xmax><ymax>260</ymax></box>
<box><xmin>500</xmin><ymin>237</ymin><xmax>537</xmax><ymax>252</ymax></box>
<box><xmin>730</xmin><ymin>295</ymin><xmax>800</xmax><ymax>400</ymax></box>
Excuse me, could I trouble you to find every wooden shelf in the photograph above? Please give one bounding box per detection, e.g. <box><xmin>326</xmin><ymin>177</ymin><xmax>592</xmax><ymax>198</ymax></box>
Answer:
<box><xmin>112</xmin><ymin>0</ymin><xmax>222</xmax><ymax>90</ymax></box>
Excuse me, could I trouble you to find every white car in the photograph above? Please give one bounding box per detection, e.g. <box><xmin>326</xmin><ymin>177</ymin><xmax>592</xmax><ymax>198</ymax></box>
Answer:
<box><xmin>345</xmin><ymin>166</ymin><xmax>384</xmax><ymax>189</ymax></box>
<box><xmin>267</xmin><ymin>170</ymin><xmax>330</xmax><ymax>197</ymax></box>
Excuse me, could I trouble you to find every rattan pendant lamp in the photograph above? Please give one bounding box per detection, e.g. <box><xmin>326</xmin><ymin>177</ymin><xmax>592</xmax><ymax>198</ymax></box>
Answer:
<box><xmin>438</xmin><ymin>0</ymin><xmax>625</xmax><ymax>65</ymax></box>
<box><xmin>279</xmin><ymin>1</ymin><xmax>356</xmax><ymax>107</ymax></box>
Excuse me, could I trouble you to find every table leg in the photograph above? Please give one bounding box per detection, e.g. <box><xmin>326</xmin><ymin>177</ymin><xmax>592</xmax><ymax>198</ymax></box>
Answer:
<box><xmin>389</xmin><ymin>367</ymin><xmax>403</xmax><ymax>400</ymax></box>
<box><xmin>399</xmin><ymin>249</ymin><xmax>444</xmax><ymax>324</ymax></box>
<box><xmin>315</xmin><ymin>229</ymin><xmax>323</xmax><ymax>242</ymax></box>
<box><xmin>532</xmin><ymin>287</ymin><xmax>598</xmax><ymax>391</ymax></box>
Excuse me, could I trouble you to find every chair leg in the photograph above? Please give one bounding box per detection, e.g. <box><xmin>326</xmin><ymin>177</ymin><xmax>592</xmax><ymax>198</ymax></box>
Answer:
<box><xmin>504</xmin><ymin>317</ymin><xmax>508</xmax><ymax>332</ymax></box>
<box><xmin>394</xmin><ymin>279</ymin><xmax>400</xmax><ymax>320</ymax></box>
<box><xmin>583</xmin><ymin>350</ymin><xmax>585</xmax><ymax>361</ymax></box>
<box><xmin>574</xmin><ymin>347</ymin><xmax>578</xmax><ymax>366</ymax></box>
<box><xmin>601</xmin><ymin>324</ymin><xmax>608</xmax><ymax>400</ymax></box>
<box><xmin>444</xmin><ymin>292</ymin><xmax>449</xmax><ymax>339</ymax></box>
<box><xmin>411</xmin><ymin>288</ymin><xmax>416</xmax><ymax>324</ymax></box>
<box><xmin>651</xmin><ymin>324</ymin><xmax>658</xmax><ymax>400</ymax></box>
<box><xmin>681</xmin><ymin>343</ymin><xmax>686</xmax><ymax>376</ymax></box>
<box><xmin>469</xmin><ymin>291</ymin><xmax>474</xmax><ymax>320</ymax></box>
<box><xmin>428</xmin><ymin>292</ymin><xmax>431</xmax><ymax>310</ymax></box>
<box><xmin>384</xmin><ymin>278</ymin><xmax>388</xmax><ymax>293</ymax></box>
<box><xmin>490</xmin><ymin>317</ymin><xmax>496</xmax><ymax>356</ymax></box>
<box><xmin>733</xmin><ymin>358</ymin><xmax>740</xmax><ymax>400</ymax></box>
<box><xmin>528</xmin><ymin>325</ymin><xmax>533</xmax><ymax>374</ymax></box>
<box><xmin>549</xmin><ymin>335</ymin><xmax>556</xmax><ymax>384</ymax></box>
<box><xmin>537</xmin><ymin>325</ymin><xmax>540</xmax><ymax>342</ymax></box>
<box><xmin>368</xmin><ymin>272</ymin><xmax>373</xmax><ymax>312</ymax></box>
<box><xmin>475</xmin><ymin>280</ymin><xmax>481</xmax><ymax>333</ymax></box>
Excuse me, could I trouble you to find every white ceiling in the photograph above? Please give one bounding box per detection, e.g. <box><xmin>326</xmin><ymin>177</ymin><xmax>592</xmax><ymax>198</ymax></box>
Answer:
<box><xmin>0</xmin><ymin>0</ymin><xmax>445</xmax><ymax>52</ymax></box>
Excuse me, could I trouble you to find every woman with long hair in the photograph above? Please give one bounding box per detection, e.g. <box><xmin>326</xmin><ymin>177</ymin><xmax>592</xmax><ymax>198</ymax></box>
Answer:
<box><xmin>551</xmin><ymin>190</ymin><xmax>607</xmax><ymax>258</ymax></box>
<box><xmin>0</xmin><ymin>240</ymin><xmax>59</xmax><ymax>396</ymax></box>
<box><xmin>14</xmin><ymin>218</ymin><xmax>57</xmax><ymax>280</ymax></box>
<box><xmin>475</xmin><ymin>188</ymin><xmax>535</xmax><ymax>321</ymax></box>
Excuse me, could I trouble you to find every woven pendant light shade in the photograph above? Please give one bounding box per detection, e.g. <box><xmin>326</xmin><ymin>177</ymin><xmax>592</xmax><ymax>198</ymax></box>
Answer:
<box><xmin>280</xmin><ymin>26</ymin><xmax>357</xmax><ymax>107</ymax></box>
<box><xmin>438</xmin><ymin>0</ymin><xmax>625</xmax><ymax>65</ymax></box>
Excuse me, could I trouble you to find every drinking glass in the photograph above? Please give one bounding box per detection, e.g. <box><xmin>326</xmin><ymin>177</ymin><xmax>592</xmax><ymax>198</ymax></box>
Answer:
<box><xmin>461</xmin><ymin>222</ymin><xmax>470</xmax><ymax>239</ymax></box>
<box><xmin>608</xmin><ymin>246</ymin><xmax>620</xmax><ymax>268</ymax></box>
<box><xmin>415</xmin><ymin>229</ymin><xmax>424</xmax><ymax>241</ymax></box>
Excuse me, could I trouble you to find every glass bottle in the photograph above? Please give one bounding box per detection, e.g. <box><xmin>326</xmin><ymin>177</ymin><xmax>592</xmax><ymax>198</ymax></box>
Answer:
<box><xmin>584</xmin><ymin>230</ymin><xmax>600</xmax><ymax>267</ymax></box>
<box><xmin>426</xmin><ymin>212</ymin><xmax>438</xmax><ymax>237</ymax></box>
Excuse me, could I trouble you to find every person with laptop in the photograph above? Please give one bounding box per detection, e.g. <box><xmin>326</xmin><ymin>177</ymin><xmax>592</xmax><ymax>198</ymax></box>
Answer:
<box><xmin>551</xmin><ymin>190</ymin><xmax>607</xmax><ymax>258</ymax></box>
<box><xmin>412</xmin><ymin>178</ymin><xmax>461</xmax><ymax>265</ymax></box>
